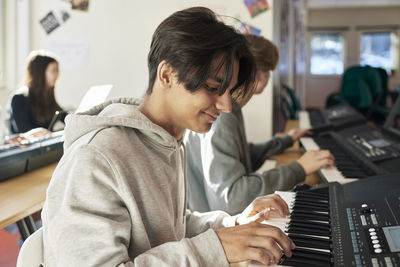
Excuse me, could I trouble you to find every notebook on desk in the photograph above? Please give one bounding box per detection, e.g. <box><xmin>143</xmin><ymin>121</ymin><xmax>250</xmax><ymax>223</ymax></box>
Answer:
<box><xmin>49</xmin><ymin>84</ymin><xmax>113</xmax><ymax>130</ymax></box>
<box><xmin>75</xmin><ymin>84</ymin><xmax>113</xmax><ymax>113</ymax></box>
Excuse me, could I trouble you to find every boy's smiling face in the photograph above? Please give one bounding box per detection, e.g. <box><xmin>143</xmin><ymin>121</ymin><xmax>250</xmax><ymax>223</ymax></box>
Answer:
<box><xmin>165</xmin><ymin>58</ymin><xmax>239</xmax><ymax>135</ymax></box>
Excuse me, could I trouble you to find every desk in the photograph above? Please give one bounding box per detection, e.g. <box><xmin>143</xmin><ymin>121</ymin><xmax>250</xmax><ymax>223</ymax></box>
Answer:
<box><xmin>0</xmin><ymin>163</ymin><xmax>57</xmax><ymax>238</ymax></box>
<box><xmin>272</xmin><ymin>120</ymin><xmax>321</xmax><ymax>186</ymax></box>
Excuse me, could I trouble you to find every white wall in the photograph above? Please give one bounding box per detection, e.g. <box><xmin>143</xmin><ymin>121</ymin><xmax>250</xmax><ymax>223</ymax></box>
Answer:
<box><xmin>2</xmin><ymin>0</ymin><xmax>274</xmax><ymax>141</ymax></box>
<box><xmin>30</xmin><ymin>0</ymin><xmax>175</xmax><ymax>109</ymax></box>
<box><xmin>242</xmin><ymin>1</ymin><xmax>274</xmax><ymax>141</ymax></box>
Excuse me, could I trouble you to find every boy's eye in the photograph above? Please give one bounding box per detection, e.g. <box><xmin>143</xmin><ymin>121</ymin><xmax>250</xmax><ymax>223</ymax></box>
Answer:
<box><xmin>205</xmin><ymin>84</ymin><xmax>219</xmax><ymax>93</ymax></box>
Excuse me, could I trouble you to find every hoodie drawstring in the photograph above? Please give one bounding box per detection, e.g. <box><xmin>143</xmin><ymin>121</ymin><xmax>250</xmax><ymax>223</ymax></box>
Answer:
<box><xmin>180</xmin><ymin>142</ymin><xmax>187</xmax><ymax>224</ymax></box>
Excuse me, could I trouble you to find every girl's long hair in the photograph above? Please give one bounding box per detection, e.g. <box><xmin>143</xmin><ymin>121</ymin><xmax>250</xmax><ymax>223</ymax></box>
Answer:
<box><xmin>24</xmin><ymin>51</ymin><xmax>61</xmax><ymax>124</ymax></box>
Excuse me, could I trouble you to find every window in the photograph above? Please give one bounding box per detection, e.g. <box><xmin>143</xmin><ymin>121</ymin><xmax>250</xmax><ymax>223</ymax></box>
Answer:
<box><xmin>360</xmin><ymin>32</ymin><xmax>398</xmax><ymax>73</ymax></box>
<box><xmin>310</xmin><ymin>33</ymin><xmax>344</xmax><ymax>75</ymax></box>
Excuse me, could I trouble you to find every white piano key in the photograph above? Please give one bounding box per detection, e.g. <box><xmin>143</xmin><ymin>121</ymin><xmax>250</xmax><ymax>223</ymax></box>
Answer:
<box><xmin>299</xmin><ymin>137</ymin><xmax>320</xmax><ymax>150</ymax></box>
<box><xmin>298</xmin><ymin>111</ymin><xmax>311</xmax><ymax>129</ymax></box>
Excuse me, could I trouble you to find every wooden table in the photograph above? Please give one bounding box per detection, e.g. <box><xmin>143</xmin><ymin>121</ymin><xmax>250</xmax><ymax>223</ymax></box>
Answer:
<box><xmin>0</xmin><ymin>163</ymin><xmax>57</xmax><ymax>238</ymax></box>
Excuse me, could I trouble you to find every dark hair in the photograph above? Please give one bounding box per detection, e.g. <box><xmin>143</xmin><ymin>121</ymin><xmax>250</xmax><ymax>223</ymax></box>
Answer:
<box><xmin>24</xmin><ymin>51</ymin><xmax>61</xmax><ymax>124</ymax></box>
<box><xmin>244</xmin><ymin>34</ymin><xmax>279</xmax><ymax>72</ymax></box>
<box><xmin>146</xmin><ymin>7</ymin><xmax>256</xmax><ymax>100</ymax></box>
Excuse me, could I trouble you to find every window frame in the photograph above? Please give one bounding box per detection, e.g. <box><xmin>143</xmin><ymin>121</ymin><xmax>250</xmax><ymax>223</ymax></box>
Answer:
<box><xmin>307</xmin><ymin>30</ymin><xmax>346</xmax><ymax>77</ymax></box>
<box><xmin>358</xmin><ymin>29</ymin><xmax>400</xmax><ymax>72</ymax></box>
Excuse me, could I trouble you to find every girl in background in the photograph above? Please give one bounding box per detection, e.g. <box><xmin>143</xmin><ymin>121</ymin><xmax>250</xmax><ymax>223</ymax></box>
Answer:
<box><xmin>8</xmin><ymin>50</ymin><xmax>66</xmax><ymax>134</ymax></box>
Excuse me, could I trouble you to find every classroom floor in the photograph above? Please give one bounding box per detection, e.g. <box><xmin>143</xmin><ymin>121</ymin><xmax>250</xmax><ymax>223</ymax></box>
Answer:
<box><xmin>0</xmin><ymin>227</ymin><xmax>20</xmax><ymax>267</ymax></box>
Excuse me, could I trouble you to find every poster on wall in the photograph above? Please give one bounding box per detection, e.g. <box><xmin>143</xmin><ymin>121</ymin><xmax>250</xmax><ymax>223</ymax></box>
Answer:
<box><xmin>218</xmin><ymin>15</ymin><xmax>261</xmax><ymax>35</ymax></box>
<box><xmin>238</xmin><ymin>21</ymin><xmax>261</xmax><ymax>35</ymax></box>
<box><xmin>39</xmin><ymin>11</ymin><xmax>60</xmax><ymax>34</ymax></box>
<box><xmin>60</xmin><ymin>9</ymin><xmax>71</xmax><ymax>22</ymax></box>
<box><xmin>243</xmin><ymin>0</ymin><xmax>269</xmax><ymax>18</ymax></box>
<box><xmin>71</xmin><ymin>0</ymin><xmax>90</xmax><ymax>12</ymax></box>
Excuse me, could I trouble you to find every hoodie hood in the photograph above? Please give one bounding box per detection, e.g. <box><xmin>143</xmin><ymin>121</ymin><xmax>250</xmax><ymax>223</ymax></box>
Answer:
<box><xmin>63</xmin><ymin>97</ymin><xmax>178</xmax><ymax>149</ymax></box>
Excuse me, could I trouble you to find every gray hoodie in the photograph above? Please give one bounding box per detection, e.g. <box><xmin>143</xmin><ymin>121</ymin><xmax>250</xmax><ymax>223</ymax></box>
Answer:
<box><xmin>41</xmin><ymin>98</ymin><xmax>235</xmax><ymax>266</ymax></box>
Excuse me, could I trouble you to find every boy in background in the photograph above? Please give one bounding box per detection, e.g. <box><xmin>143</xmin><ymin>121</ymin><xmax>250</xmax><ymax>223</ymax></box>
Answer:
<box><xmin>185</xmin><ymin>34</ymin><xmax>334</xmax><ymax>215</ymax></box>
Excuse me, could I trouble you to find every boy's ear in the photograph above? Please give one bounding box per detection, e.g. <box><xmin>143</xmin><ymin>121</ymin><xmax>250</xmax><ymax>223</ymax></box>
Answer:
<box><xmin>157</xmin><ymin>60</ymin><xmax>174</xmax><ymax>88</ymax></box>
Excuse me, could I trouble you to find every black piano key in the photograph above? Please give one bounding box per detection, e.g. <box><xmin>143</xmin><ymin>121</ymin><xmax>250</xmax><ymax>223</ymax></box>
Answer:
<box><xmin>280</xmin><ymin>256</ymin><xmax>332</xmax><ymax>267</ymax></box>
<box><xmin>296</xmin><ymin>193</ymin><xmax>329</xmax><ymax>201</ymax></box>
<box><xmin>288</xmin><ymin>220</ymin><xmax>330</xmax><ymax>231</ymax></box>
<box><xmin>337</xmin><ymin>166</ymin><xmax>365</xmax><ymax>174</ymax></box>
<box><xmin>280</xmin><ymin>259</ymin><xmax>326</xmax><ymax>267</ymax></box>
<box><xmin>287</xmin><ymin>226</ymin><xmax>330</xmax><ymax>236</ymax></box>
<box><xmin>294</xmin><ymin>196</ymin><xmax>329</xmax><ymax>203</ymax></box>
<box><xmin>296</xmin><ymin>189</ymin><xmax>328</xmax><ymax>195</ymax></box>
<box><xmin>290</xmin><ymin>219</ymin><xmax>330</xmax><ymax>228</ymax></box>
<box><xmin>293</xmin><ymin>199</ymin><xmax>329</xmax><ymax>208</ymax></box>
<box><xmin>291</xmin><ymin>214</ymin><xmax>329</xmax><ymax>223</ymax></box>
<box><xmin>337</xmin><ymin>165</ymin><xmax>364</xmax><ymax>172</ymax></box>
<box><xmin>334</xmin><ymin>161</ymin><xmax>355</xmax><ymax>167</ymax></box>
<box><xmin>292</xmin><ymin>203</ymin><xmax>329</xmax><ymax>212</ymax></box>
<box><xmin>296</xmin><ymin>191</ymin><xmax>328</xmax><ymax>198</ymax></box>
<box><xmin>292</xmin><ymin>208</ymin><xmax>329</xmax><ymax>215</ymax></box>
<box><xmin>289</xmin><ymin>239</ymin><xmax>329</xmax><ymax>250</ymax></box>
<box><xmin>288</xmin><ymin>233</ymin><xmax>331</xmax><ymax>250</ymax></box>
<box><xmin>340</xmin><ymin>170</ymin><xmax>368</xmax><ymax>178</ymax></box>
<box><xmin>292</xmin><ymin>208</ymin><xmax>329</xmax><ymax>218</ymax></box>
<box><xmin>290</xmin><ymin>217</ymin><xmax>330</xmax><ymax>225</ymax></box>
<box><xmin>295</xmin><ymin>195</ymin><xmax>329</xmax><ymax>203</ymax></box>
<box><xmin>292</xmin><ymin>247</ymin><xmax>332</xmax><ymax>259</ymax></box>
<box><xmin>309</xmin><ymin>109</ymin><xmax>325</xmax><ymax>126</ymax></box>
<box><xmin>292</xmin><ymin>207</ymin><xmax>329</xmax><ymax>216</ymax></box>
<box><xmin>291</xmin><ymin>210</ymin><xmax>330</xmax><ymax>220</ymax></box>
<box><xmin>337</xmin><ymin>167</ymin><xmax>361</xmax><ymax>174</ymax></box>
<box><xmin>339</xmin><ymin>167</ymin><xmax>367</xmax><ymax>177</ymax></box>
<box><xmin>294</xmin><ymin>197</ymin><xmax>329</xmax><ymax>203</ymax></box>
<box><xmin>288</xmin><ymin>232</ymin><xmax>331</xmax><ymax>241</ymax></box>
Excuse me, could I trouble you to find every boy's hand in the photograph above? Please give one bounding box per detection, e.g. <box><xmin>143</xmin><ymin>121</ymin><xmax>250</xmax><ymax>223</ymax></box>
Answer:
<box><xmin>296</xmin><ymin>150</ymin><xmax>335</xmax><ymax>175</ymax></box>
<box><xmin>287</xmin><ymin>128</ymin><xmax>311</xmax><ymax>142</ymax></box>
<box><xmin>236</xmin><ymin>194</ymin><xmax>289</xmax><ymax>225</ymax></box>
<box><xmin>216</xmin><ymin>222</ymin><xmax>295</xmax><ymax>265</ymax></box>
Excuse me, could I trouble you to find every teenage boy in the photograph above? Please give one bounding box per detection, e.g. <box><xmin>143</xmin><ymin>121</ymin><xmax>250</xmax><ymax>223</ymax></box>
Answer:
<box><xmin>42</xmin><ymin>7</ymin><xmax>295</xmax><ymax>267</ymax></box>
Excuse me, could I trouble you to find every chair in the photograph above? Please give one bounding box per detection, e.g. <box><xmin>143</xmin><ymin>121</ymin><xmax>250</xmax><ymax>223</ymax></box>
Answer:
<box><xmin>326</xmin><ymin>65</ymin><xmax>390</xmax><ymax>124</ymax></box>
<box><xmin>281</xmin><ymin>84</ymin><xmax>302</xmax><ymax>120</ymax></box>
<box><xmin>16</xmin><ymin>227</ymin><xmax>44</xmax><ymax>267</ymax></box>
